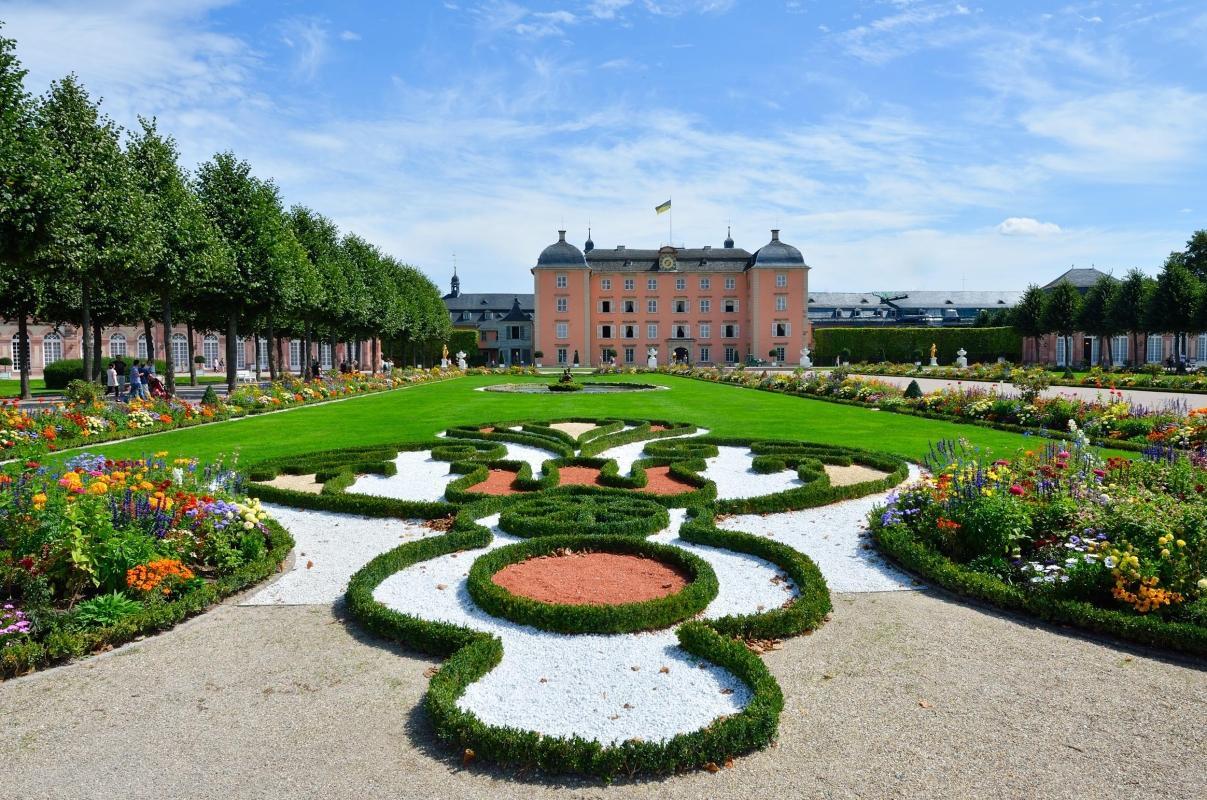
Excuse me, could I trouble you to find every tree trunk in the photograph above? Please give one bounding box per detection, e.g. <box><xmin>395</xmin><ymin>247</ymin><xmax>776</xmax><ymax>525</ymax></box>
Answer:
<box><xmin>226</xmin><ymin>312</ymin><xmax>238</xmax><ymax>392</ymax></box>
<box><xmin>17</xmin><ymin>312</ymin><xmax>30</xmax><ymax>400</ymax></box>
<box><xmin>81</xmin><ymin>282</ymin><xmax>93</xmax><ymax>384</ymax></box>
<box><xmin>254</xmin><ymin>330</ymin><xmax>262</xmax><ymax>381</ymax></box>
<box><xmin>187</xmin><ymin>321</ymin><xmax>197</xmax><ymax>387</ymax></box>
<box><xmin>161</xmin><ymin>295</ymin><xmax>175</xmax><ymax>396</ymax></box>
<box><xmin>302</xmin><ymin>325</ymin><xmax>311</xmax><ymax>378</ymax></box>
<box><xmin>266</xmin><ymin>317</ymin><xmax>277</xmax><ymax>381</ymax></box>
<box><xmin>92</xmin><ymin>320</ymin><xmax>103</xmax><ymax>382</ymax></box>
<box><xmin>330</xmin><ymin>333</ymin><xmax>338</xmax><ymax>373</ymax></box>
<box><xmin>371</xmin><ymin>337</ymin><xmax>379</xmax><ymax>375</ymax></box>
<box><xmin>143</xmin><ymin>319</ymin><xmax>156</xmax><ymax>363</ymax></box>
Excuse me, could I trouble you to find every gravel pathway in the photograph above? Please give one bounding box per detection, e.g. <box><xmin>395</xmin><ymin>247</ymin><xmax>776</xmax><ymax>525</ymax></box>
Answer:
<box><xmin>347</xmin><ymin>451</ymin><xmax>457</xmax><ymax>502</ymax></box>
<box><xmin>704</xmin><ymin>446</ymin><xmax>803</xmax><ymax>500</ymax></box>
<box><xmin>852</xmin><ymin>373</ymin><xmax>1207</xmax><ymax>409</ymax></box>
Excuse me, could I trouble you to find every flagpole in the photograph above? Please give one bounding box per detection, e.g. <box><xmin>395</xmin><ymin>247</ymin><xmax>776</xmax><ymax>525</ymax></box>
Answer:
<box><xmin>669</xmin><ymin>195</ymin><xmax>673</xmax><ymax>246</ymax></box>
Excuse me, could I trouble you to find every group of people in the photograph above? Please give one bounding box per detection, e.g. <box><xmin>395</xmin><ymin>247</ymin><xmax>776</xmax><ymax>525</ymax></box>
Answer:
<box><xmin>104</xmin><ymin>358</ymin><xmax>166</xmax><ymax>401</ymax></box>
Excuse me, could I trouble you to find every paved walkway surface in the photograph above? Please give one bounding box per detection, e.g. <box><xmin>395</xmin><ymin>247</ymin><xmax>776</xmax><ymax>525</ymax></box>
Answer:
<box><xmin>2</xmin><ymin>590</ymin><xmax>1202</xmax><ymax>800</ymax></box>
<box><xmin>852</xmin><ymin>374</ymin><xmax>1207</xmax><ymax>409</ymax></box>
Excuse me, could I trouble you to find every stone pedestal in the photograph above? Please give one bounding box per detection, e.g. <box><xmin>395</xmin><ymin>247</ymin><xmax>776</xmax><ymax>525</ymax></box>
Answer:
<box><xmin>955</xmin><ymin>348</ymin><xmax>968</xmax><ymax>368</ymax></box>
<box><xmin>929</xmin><ymin>357</ymin><xmax>938</xmax><ymax>367</ymax></box>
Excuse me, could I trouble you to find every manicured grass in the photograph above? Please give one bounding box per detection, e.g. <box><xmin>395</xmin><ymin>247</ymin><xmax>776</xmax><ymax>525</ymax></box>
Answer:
<box><xmin>0</xmin><ymin>378</ymin><xmax>54</xmax><ymax>397</ymax></box>
<box><xmin>44</xmin><ymin>373</ymin><xmax>1125</xmax><ymax>466</ymax></box>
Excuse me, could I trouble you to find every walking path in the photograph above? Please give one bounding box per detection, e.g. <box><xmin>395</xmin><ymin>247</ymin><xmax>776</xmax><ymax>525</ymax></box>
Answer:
<box><xmin>853</xmin><ymin>373</ymin><xmax>1207</xmax><ymax>408</ymax></box>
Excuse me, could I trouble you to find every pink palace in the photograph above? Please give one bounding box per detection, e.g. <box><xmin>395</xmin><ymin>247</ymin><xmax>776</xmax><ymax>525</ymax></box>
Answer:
<box><xmin>532</xmin><ymin>228</ymin><xmax>810</xmax><ymax>368</ymax></box>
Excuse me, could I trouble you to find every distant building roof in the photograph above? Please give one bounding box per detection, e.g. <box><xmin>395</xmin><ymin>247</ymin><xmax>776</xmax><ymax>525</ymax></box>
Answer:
<box><xmin>536</xmin><ymin>230</ymin><xmax>589</xmax><ymax>269</ymax></box>
<box><xmin>546</xmin><ymin>229</ymin><xmax>808</xmax><ymax>273</ymax></box>
<box><xmin>443</xmin><ymin>293</ymin><xmax>534</xmax><ymax>312</ymax></box>
<box><xmin>1041</xmin><ymin>268</ymin><xmax>1114</xmax><ymax>291</ymax></box>
<box><xmin>808</xmin><ymin>291</ymin><xmax>1021</xmax><ymax>308</ymax></box>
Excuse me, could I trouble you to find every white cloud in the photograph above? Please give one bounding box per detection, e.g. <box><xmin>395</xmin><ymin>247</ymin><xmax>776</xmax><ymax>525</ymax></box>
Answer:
<box><xmin>280</xmin><ymin>16</ymin><xmax>331</xmax><ymax>79</ymax></box>
<box><xmin>997</xmin><ymin>217</ymin><xmax>1062</xmax><ymax>236</ymax></box>
<box><xmin>339</xmin><ymin>30</ymin><xmax>361</xmax><ymax>41</ymax></box>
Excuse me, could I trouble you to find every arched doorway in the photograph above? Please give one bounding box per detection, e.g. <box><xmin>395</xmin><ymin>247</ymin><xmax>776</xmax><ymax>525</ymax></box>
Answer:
<box><xmin>673</xmin><ymin>346</ymin><xmax>689</xmax><ymax>365</ymax></box>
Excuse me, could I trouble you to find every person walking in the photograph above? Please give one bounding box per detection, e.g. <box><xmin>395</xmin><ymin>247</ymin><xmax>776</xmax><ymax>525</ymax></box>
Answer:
<box><xmin>127</xmin><ymin>360</ymin><xmax>143</xmax><ymax>402</ymax></box>
<box><xmin>138</xmin><ymin>362</ymin><xmax>153</xmax><ymax>400</ymax></box>
<box><xmin>105</xmin><ymin>362</ymin><xmax>118</xmax><ymax>398</ymax></box>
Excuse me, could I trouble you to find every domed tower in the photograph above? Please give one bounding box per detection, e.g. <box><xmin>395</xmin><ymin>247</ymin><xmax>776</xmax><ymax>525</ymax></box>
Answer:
<box><xmin>448</xmin><ymin>265</ymin><xmax>460</xmax><ymax>298</ymax></box>
<box><xmin>533</xmin><ymin>230</ymin><xmax>591</xmax><ymax>366</ymax></box>
<box><xmin>724</xmin><ymin>226</ymin><xmax>734</xmax><ymax>248</ymax></box>
<box><xmin>748</xmin><ymin>229</ymin><xmax>810</xmax><ymax>367</ymax></box>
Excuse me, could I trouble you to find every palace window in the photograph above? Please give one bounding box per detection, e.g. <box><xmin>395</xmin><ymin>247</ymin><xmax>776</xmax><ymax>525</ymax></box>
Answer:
<box><xmin>1055</xmin><ymin>335</ymin><xmax>1068</xmax><ymax>367</ymax></box>
<box><xmin>42</xmin><ymin>332</ymin><xmax>62</xmax><ymax>367</ymax></box>
<box><xmin>647</xmin><ymin>278</ymin><xmax>658</xmax><ymax>290</ymax></box>
<box><xmin>722</xmin><ymin>324</ymin><xmax>739</xmax><ymax>338</ymax></box>
<box><xmin>647</xmin><ymin>299</ymin><xmax>658</xmax><ymax>313</ymax></box>
<box><xmin>673</xmin><ymin>299</ymin><xmax>687</xmax><ymax>313</ymax></box>
<box><xmin>674</xmin><ymin>324</ymin><xmax>689</xmax><ymax>338</ymax></box>
<box><xmin>624</xmin><ymin>278</ymin><xmax>635</xmax><ymax>290</ymax></box>
<box><xmin>556</xmin><ymin>297</ymin><xmax>568</xmax><ymax>312</ymax></box>
<box><xmin>557</xmin><ymin>348</ymin><xmax>568</xmax><ymax>364</ymax></box>
<box><xmin>772</xmin><ymin>322</ymin><xmax>790</xmax><ymax>338</ymax></box>
<box><xmin>724</xmin><ymin>276</ymin><xmax>736</xmax><ymax>290</ymax></box>
<box><xmin>599</xmin><ymin>299</ymin><xmax>612</xmax><ymax>313</ymax></box>
<box><xmin>109</xmin><ymin>333</ymin><xmax>127</xmax><ymax>358</ymax></box>
<box><xmin>622</xmin><ymin>299</ymin><xmax>636</xmax><ymax>313</ymax></box>
<box><xmin>9</xmin><ymin>334</ymin><xmax>26</xmax><ymax>369</ymax></box>
<box><xmin>776</xmin><ymin>273</ymin><xmax>788</xmax><ymax>288</ymax></box>
<box><xmin>622</xmin><ymin>325</ymin><xmax>637</xmax><ymax>339</ymax></box>
<box><xmin>675</xmin><ymin>277</ymin><xmax>686</xmax><ymax>290</ymax></box>
<box><xmin>699</xmin><ymin>346</ymin><xmax>711</xmax><ymax>363</ymax></box>
<box><xmin>1146</xmin><ymin>335</ymin><xmax>1163</xmax><ymax>364</ymax></box>
<box><xmin>257</xmin><ymin>337</ymin><xmax>269</xmax><ymax>367</ymax></box>
<box><xmin>647</xmin><ymin>324</ymin><xmax>658</xmax><ymax>339</ymax></box>
<box><xmin>724</xmin><ymin>346</ymin><xmax>739</xmax><ymax>363</ymax></box>
<box><xmin>775</xmin><ymin>295</ymin><xmax>788</xmax><ymax>311</ymax></box>
<box><xmin>555</xmin><ymin>274</ymin><xmax>567</xmax><ymax>288</ymax></box>
<box><xmin>137</xmin><ymin>333</ymin><xmax>149</xmax><ymax>360</ymax></box>
<box><xmin>1111</xmin><ymin>335</ymin><xmax>1129</xmax><ymax>366</ymax></box>
<box><xmin>775</xmin><ymin>346</ymin><xmax>786</xmax><ymax>362</ymax></box>
<box><xmin>699</xmin><ymin>277</ymin><xmax>711</xmax><ymax>290</ymax></box>
<box><xmin>599</xmin><ymin>324</ymin><xmax>613</xmax><ymax>339</ymax></box>
<box><xmin>203</xmin><ymin>335</ymin><xmax>220</xmax><ymax>366</ymax></box>
<box><xmin>699</xmin><ymin>323</ymin><xmax>711</xmax><ymax>339</ymax></box>
<box><xmin>555</xmin><ymin>322</ymin><xmax>569</xmax><ymax>339</ymax></box>
<box><xmin>624</xmin><ymin>347</ymin><xmax>635</xmax><ymax>364</ymax></box>
<box><xmin>236</xmin><ymin>337</ymin><xmax>247</xmax><ymax>369</ymax></box>
<box><xmin>723</xmin><ymin>299</ymin><xmax>738</xmax><ymax>313</ymax></box>
<box><xmin>699</xmin><ymin>298</ymin><xmax>711</xmax><ymax>313</ymax></box>
<box><xmin>290</xmin><ymin>339</ymin><xmax>302</xmax><ymax>369</ymax></box>
<box><xmin>171</xmin><ymin>333</ymin><xmax>188</xmax><ymax>368</ymax></box>
<box><xmin>601</xmin><ymin>278</ymin><xmax>611</xmax><ymax>290</ymax></box>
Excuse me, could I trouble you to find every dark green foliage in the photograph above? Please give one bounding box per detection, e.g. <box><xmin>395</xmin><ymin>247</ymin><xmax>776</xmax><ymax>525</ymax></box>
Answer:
<box><xmin>548</xmin><ymin>381</ymin><xmax>584</xmax><ymax>392</ymax></box>
<box><xmin>498</xmin><ymin>495</ymin><xmax>669</xmax><ymax>538</ymax></box>
<box><xmin>467</xmin><ymin>535</ymin><xmax>717</xmax><ymax>634</ymax></box>
<box><xmin>69</xmin><ymin>591</ymin><xmax>143</xmax><ymax>628</ymax></box>
<box><xmin>814</xmin><ymin>327</ymin><xmax>1021</xmax><ymax>364</ymax></box>
<box><xmin>200</xmin><ymin>385</ymin><xmax>220</xmax><ymax>405</ymax></box>
<box><xmin>904</xmin><ymin>379</ymin><xmax>923</xmax><ymax>399</ymax></box>
<box><xmin>43</xmin><ymin>358</ymin><xmax>167</xmax><ymax>389</ymax></box>
<box><xmin>448</xmin><ymin>329</ymin><xmax>477</xmax><ymax>359</ymax></box>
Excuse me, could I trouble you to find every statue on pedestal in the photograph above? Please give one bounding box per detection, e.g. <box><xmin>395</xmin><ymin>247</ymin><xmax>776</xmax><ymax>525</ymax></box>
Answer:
<box><xmin>441</xmin><ymin>344</ymin><xmax>450</xmax><ymax>369</ymax></box>
<box><xmin>455</xmin><ymin>350</ymin><xmax>467</xmax><ymax>370</ymax></box>
<box><xmin>646</xmin><ymin>347</ymin><xmax>658</xmax><ymax>369</ymax></box>
<box><xmin>955</xmin><ymin>347</ymin><xmax>968</xmax><ymax>368</ymax></box>
<box><xmin>928</xmin><ymin>342</ymin><xmax>938</xmax><ymax>367</ymax></box>
<box><xmin>799</xmin><ymin>346</ymin><xmax>812</xmax><ymax>368</ymax></box>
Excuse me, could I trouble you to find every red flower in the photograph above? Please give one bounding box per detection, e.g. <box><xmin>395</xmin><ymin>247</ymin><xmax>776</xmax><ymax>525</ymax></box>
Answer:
<box><xmin>1009</xmin><ymin>484</ymin><xmax>1025</xmax><ymax>495</ymax></box>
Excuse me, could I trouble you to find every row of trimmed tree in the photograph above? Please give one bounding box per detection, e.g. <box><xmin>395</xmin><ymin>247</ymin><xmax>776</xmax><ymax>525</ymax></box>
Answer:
<box><xmin>1011</xmin><ymin>230</ymin><xmax>1207</xmax><ymax>368</ymax></box>
<box><xmin>0</xmin><ymin>26</ymin><xmax>450</xmax><ymax>399</ymax></box>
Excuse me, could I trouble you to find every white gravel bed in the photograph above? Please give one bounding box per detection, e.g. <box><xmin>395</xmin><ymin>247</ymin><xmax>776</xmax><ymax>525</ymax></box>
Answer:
<box><xmin>372</xmin><ymin>514</ymin><xmax>750</xmax><ymax>745</ymax></box>
<box><xmin>243</xmin><ymin>504</ymin><xmax>435</xmax><ymax>605</ymax></box>
<box><xmin>346</xmin><ymin>450</ymin><xmax>455</xmax><ymax>502</ymax></box>
<box><xmin>650</xmin><ymin>510</ymin><xmax>796</xmax><ymax>618</ymax></box>
<box><xmin>704</xmin><ymin>446</ymin><xmax>802</xmax><ymax>500</ymax></box>
<box><xmin>716</xmin><ymin>465</ymin><xmax>922</xmax><ymax>593</ymax></box>
<box><xmin>596</xmin><ymin>426</ymin><xmax>710</xmax><ymax>475</ymax></box>
<box><xmin>503</xmin><ymin>442</ymin><xmax>559</xmax><ymax>472</ymax></box>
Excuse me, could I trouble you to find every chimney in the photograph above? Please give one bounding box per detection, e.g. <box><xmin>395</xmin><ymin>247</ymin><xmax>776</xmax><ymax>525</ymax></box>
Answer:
<box><xmin>770</xmin><ymin>229</ymin><xmax>780</xmax><ymax>242</ymax></box>
<box><xmin>616</xmin><ymin>245</ymin><xmax>625</xmax><ymax>250</ymax></box>
<box><xmin>558</xmin><ymin>230</ymin><xmax>566</xmax><ymax>242</ymax></box>
<box><xmin>703</xmin><ymin>245</ymin><xmax>712</xmax><ymax>251</ymax></box>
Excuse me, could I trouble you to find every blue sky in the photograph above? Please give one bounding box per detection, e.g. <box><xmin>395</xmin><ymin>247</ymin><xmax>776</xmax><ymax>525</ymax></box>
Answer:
<box><xmin>2</xmin><ymin>0</ymin><xmax>1205</xmax><ymax>294</ymax></box>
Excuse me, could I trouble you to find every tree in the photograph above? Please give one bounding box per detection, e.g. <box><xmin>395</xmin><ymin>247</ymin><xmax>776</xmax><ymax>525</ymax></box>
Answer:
<box><xmin>37</xmin><ymin>74</ymin><xmax>151</xmax><ymax>385</ymax></box>
<box><xmin>1042</xmin><ymin>281</ymin><xmax>1083</xmax><ymax>366</ymax></box>
<box><xmin>126</xmin><ymin>118</ymin><xmax>233</xmax><ymax>394</ymax></box>
<box><xmin>1078</xmin><ymin>276</ymin><xmax>1119</xmax><ymax>367</ymax></box>
<box><xmin>1148</xmin><ymin>255</ymin><xmax>1202</xmax><ymax>372</ymax></box>
<box><xmin>286</xmin><ymin>206</ymin><xmax>340</xmax><ymax>375</ymax></box>
<box><xmin>1108</xmin><ymin>270</ymin><xmax>1153</xmax><ymax>368</ymax></box>
<box><xmin>0</xmin><ymin>26</ymin><xmax>71</xmax><ymax>399</ymax></box>
<box><xmin>1013</xmin><ymin>285</ymin><xmax>1046</xmax><ymax>364</ymax></box>
<box><xmin>194</xmin><ymin>152</ymin><xmax>290</xmax><ymax>391</ymax></box>
<box><xmin>1183</xmin><ymin>229</ymin><xmax>1207</xmax><ymax>282</ymax></box>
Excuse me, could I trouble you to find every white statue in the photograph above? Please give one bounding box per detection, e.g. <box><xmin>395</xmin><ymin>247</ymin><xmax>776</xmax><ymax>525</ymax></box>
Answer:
<box><xmin>646</xmin><ymin>347</ymin><xmax>658</xmax><ymax>369</ymax></box>
<box><xmin>799</xmin><ymin>346</ymin><xmax>812</xmax><ymax>368</ymax></box>
<box><xmin>456</xmin><ymin>350</ymin><xmax>467</xmax><ymax>370</ymax></box>
<box><xmin>955</xmin><ymin>347</ymin><xmax>968</xmax><ymax>368</ymax></box>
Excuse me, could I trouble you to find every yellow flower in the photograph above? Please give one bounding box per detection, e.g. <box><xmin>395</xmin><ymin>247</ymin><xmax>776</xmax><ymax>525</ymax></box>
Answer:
<box><xmin>88</xmin><ymin>481</ymin><xmax>109</xmax><ymax>495</ymax></box>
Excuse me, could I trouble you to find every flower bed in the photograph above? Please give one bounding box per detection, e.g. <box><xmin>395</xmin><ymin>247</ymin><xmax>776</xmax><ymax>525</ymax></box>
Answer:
<box><xmin>0</xmin><ymin>368</ymin><xmax>465</xmax><ymax>463</ymax></box>
<box><xmin>0</xmin><ymin>452</ymin><xmax>293</xmax><ymax>677</ymax></box>
<box><xmin>640</xmin><ymin>365</ymin><xmax>1204</xmax><ymax>451</ymax></box>
<box><xmin>869</xmin><ymin>430</ymin><xmax>1207</xmax><ymax>655</ymax></box>
<box><xmin>841</xmin><ymin>361</ymin><xmax>1207</xmax><ymax>393</ymax></box>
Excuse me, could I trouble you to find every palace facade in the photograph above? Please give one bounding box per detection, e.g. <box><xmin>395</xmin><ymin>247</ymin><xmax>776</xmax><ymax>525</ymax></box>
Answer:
<box><xmin>532</xmin><ymin>228</ymin><xmax>810</xmax><ymax>367</ymax></box>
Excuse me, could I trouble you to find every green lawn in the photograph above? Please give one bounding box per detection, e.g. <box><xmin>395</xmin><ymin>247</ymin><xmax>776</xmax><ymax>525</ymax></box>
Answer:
<box><xmin>48</xmin><ymin>373</ymin><xmax>1108</xmax><ymax>466</ymax></box>
<box><xmin>0</xmin><ymin>378</ymin><xmax>54</xmax><ymax>397</ymax></box>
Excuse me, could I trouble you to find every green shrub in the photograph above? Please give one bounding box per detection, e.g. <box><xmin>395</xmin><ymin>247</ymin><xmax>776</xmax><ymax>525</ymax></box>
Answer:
<box><xmin>814</xmin><ymin>327</ymin><xmax>1021</xmax><ymax>364</ymax></box>
<box><xmin>64</xmin><ymin>379</ymin><xmax>105</xmax><ymax>405</ymax></box>
<box><xmin>201</xmin><ymin>385</ymin><xmax>220</xmax><ymax>405</ymax></box>
<box><xmin>904</xmin><ymin>379</ymin><xmax>923</xmax><ymax>399</ymax></box>
<box><xmin>948</xmin><ymin>495</ymin><xmax>1031</xmax><ymax>561</ymax></box>
<box><xmin>44</xmin><ymin>358</ymin><xmax>168</xmax><ymax>389</ymax></box>
<box><xmin>71</xmin><ymin>592</ymin><xmax>143</xmax><ymax>628</ymax></box>
<box><xmin>548</xmin><ymin>381</ymin><xmax>583</xmax><ymax>392</ymax></box>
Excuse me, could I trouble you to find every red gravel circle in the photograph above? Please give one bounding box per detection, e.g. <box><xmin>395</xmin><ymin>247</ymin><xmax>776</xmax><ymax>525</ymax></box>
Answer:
<box><xmin>468</xmin><ymin>469</ymin><xmax>528</xmax><ymax>495</ymax></box>
<box><xmin>491</xmin><ymin>551</ymin><xmax>689</xmax><ymax>605</ymax></box>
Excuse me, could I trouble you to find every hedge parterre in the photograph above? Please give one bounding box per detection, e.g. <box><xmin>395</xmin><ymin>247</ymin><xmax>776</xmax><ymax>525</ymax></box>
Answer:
<box><xmin>248</xmin><ymin>418</ymin><xmax>910</xmax><ymax>777</ymax></box>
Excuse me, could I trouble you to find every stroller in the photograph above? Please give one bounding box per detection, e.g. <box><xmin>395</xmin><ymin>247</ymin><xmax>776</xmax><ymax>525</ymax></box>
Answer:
<box><xmin>146</xmin><ymin>372</ymin><xmax>169</xmax><ymax>399</ymax></box>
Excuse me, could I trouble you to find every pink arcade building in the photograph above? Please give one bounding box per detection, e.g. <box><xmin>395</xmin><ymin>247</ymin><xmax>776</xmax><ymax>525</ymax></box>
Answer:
<box><xmin>532</xmin><ymin>228</ymin><xmax>810</xmax><ymax>368</ymax></box>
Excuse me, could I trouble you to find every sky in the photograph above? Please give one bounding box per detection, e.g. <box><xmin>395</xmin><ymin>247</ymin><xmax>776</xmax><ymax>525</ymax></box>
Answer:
<box><xmin>1</xmin><ymin>0</ymin><xmax>1205</xmax><ymax>295</ymax></box>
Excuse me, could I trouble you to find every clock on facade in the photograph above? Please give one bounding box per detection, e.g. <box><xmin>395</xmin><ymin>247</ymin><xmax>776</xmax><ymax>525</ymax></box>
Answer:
<box><xmin>659</xmin><ymin>254</ymin><xmax>676</xmax><ymax>270</ymax></box>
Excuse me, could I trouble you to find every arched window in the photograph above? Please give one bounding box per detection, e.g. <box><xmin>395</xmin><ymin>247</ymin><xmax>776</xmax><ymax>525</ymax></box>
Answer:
<box><xmin>1111</xmin><ymin>336</ymin><xmax>1128</xmax><ymax>367</ymax></box>
<box><xmin>10</xmin><ymin>333</ymin><xmax>27</xmax><ymax>369</ymax></box>
<box><xmin>255</xmin><ymin>337</ymin><xmax>269</xmax><ymax>368</ymax></box>
<box><xmin>137</xmin><ymin>333</ymin><xmax>149</xmax><ymax>360</ymax></box>
<box><xmin>235</xmin><ymin>337</ymin><xmax>247</xmax><ymax>370</ymax></box>
<box><xmin>109</xmin><ymin>333</ymin><xmax>127</xmax><ymax>358</ymax></box>
<box><xmin>171</xmin><ymin>333</ymin><xmax>188</xmax><ymax>370</ymax></box>
<box><xmin>42</xmin><ymin>332</ymin><xmax>63</xmax><ymax>366</ymax></box>
<box><xmin>1147</xmin><ymin>335</ymin><xmax>1164</xmax><ymax>364</ymax></box>
<box><xmin>1197</xmin><ymin>333</ymin><xmax>1207</xmax><ymax>363</ymax></box>
<box><xmin>202</xmin><ymin>334</ymin><xmax>220</xmax><ymax>367</ymax></box>
<box><xmin>1055</xmin><ymin>336</ymin><xmax>1067</xmax><ymax>367</ymax></box>
<box><xmin>319</xmin><ymin>341</ymin><xmax>332</xmax><ymax>369</ymax></box>
<box><xmin>289</xmin><ymin>339</ymin><xmax>302</xmax><ymax>369</ymax></box>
